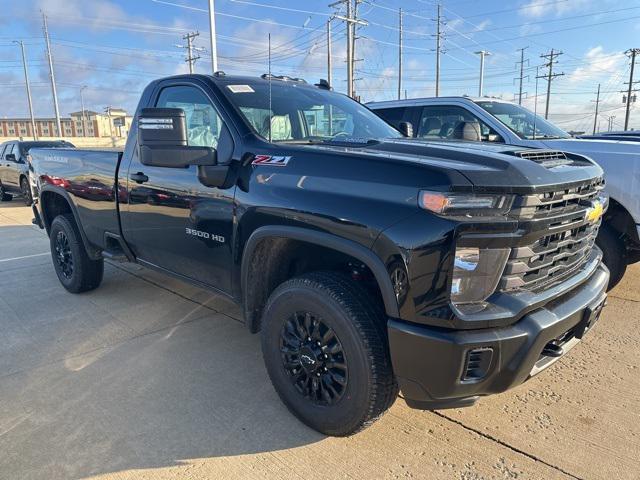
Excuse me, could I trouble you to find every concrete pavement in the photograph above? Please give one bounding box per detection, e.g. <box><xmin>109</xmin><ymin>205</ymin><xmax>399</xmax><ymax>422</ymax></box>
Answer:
<box><xmin>1</xmin><ymin>201</ymin><xmax>638</xmax><ymax>480</ymax></box>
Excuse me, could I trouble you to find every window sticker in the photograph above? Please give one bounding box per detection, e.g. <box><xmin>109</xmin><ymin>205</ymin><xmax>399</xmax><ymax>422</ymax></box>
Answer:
<box><xmin>227</xmin><ymin>85</ymin><xmax>255</xmax><ymax>93</ymax></box>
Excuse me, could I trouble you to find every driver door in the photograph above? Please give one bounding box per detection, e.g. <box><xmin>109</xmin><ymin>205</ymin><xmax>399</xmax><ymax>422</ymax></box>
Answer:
<box><xmin>121</xmin><ymin>82</ymin><xmax>236</xmax><ymax>294</ymax></box>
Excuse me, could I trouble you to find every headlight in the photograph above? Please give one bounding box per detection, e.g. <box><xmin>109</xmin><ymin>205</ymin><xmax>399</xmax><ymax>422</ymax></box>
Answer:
<box><xmin>451</xmin><ymin>246</ymin><xmax>510</xmax><ymax>305</ymax></box>
<box><xmin>419</xmin><ymin>191</ymin><xmax>513</xmax><ymax>217</ymax></box>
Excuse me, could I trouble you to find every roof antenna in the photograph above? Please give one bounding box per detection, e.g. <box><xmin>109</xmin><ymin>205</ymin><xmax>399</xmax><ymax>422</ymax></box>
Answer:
<box><xmin>268</xmin><ymin>32</ymin><xmax>272</xmax><ymax>143</ymax></box>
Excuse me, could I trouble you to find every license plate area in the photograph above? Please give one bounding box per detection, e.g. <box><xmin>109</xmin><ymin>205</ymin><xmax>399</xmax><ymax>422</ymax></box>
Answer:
<box><xmin>575</xmin><ymin>295</ymin><xmax>606</xmax><ymax>339</ymax></box>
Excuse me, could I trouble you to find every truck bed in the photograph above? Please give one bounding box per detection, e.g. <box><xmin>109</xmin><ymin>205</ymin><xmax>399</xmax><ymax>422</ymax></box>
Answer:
<box><xmin>30</xmin><ymin>148</ymin><xmax>123</xmax><ymax>251</ymax></box>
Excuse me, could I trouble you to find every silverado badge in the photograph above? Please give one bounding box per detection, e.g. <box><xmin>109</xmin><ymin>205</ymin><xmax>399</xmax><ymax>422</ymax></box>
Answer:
<box><xmin>585</xmin><ymin>199</ymin><xmax>604</xmax><ymax>224</ymax></box>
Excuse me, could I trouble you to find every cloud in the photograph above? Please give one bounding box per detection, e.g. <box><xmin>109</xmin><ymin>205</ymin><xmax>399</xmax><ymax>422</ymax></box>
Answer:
<box><xmin>519</xmin><ymin>0</ymin><xmax>592</xmax><ymax>18</ymax></box>
<box><xmin>568</xmin><ymin>46</ymin><xmax>625</xmax><ymax>83</ymax></box>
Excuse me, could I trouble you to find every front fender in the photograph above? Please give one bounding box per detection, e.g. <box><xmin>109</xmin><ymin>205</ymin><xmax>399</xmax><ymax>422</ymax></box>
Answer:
<box><xmin>240</xmin><ymin>225</ymin><xmax>400</xmax><ymax>320</ymax></box>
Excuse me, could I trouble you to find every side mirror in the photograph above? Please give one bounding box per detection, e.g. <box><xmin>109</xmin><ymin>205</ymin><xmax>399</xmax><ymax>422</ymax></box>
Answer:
<box><xmin>487</xmin><ymin>133</ymin><xmax>504</xmax><ymax>143</ymax></box>
<box><xmin>138</xmin><ymin>108</ymin><xmax>217</xmax><ymax>168</ymax></box>
<box><xmin>398</xmin><ymin>122</ymin><xmax>414</xmax><ymax>138</ymax></box>
<box><xmin>5</xmin><ymin>153</ymin><xmax>16</xmax><ymax>162</ymax></box>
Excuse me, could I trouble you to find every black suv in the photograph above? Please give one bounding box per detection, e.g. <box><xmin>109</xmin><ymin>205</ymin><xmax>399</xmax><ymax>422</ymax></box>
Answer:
<box><xmin>0</xmin><ymin>140</ymin><xmax>74</xmax><ymax>205</ymax></box>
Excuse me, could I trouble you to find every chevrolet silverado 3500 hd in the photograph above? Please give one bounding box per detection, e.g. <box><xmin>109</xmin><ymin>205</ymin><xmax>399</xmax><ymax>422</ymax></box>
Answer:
<box><xmin>30</xmin><ymin>73</ymin><xmax>609</xmax><ymax>436</ymax></box>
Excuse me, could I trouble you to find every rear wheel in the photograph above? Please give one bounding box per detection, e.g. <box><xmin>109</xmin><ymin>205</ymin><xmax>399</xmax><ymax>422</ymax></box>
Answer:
<box><xmin>261</xmin><ymin>271</ymin><xmax>398</xmax><ymax>436</ymax></box>
<box><xmin>596</xmin><ymin>225</ymin><xmax>627</xmax><ymax>290</ymax></box>
<box><xmin>20</xmin><ymin>177</ymin><xmax>32</xmax><ymax>206</ymax></box>
<box><xmin>50</xmin><ymin>214</ymin><xmax>104</xmax><ymax>293</ymax></box>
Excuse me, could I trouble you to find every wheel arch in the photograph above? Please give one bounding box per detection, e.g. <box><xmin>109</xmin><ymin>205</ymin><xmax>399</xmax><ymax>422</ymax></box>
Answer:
<box><xmin>240</xmin><ymin>226</ymin><xmax>400</xmax><ymax>333</ymax></box>
<box><xmin>604</xmin><ymin>197</ymin><xmax>640</xmax><ymax>246</ymax></box>
<box><xmin>39</xmin><ymin>186</ymin><xmax>102</xmax><ymax>260</ymax></box>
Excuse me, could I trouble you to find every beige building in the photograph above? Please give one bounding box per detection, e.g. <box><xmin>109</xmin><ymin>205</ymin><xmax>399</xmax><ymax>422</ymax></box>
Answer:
<box><xmin>0</xmin><ymin>107</ymin><xmax>133</xmax><ymax>140</ymax></box>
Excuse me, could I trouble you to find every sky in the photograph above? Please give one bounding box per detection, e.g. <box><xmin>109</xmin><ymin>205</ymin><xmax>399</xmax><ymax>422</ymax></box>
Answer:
<box><xmin>0</xmin><ymin>0</ymin><xmax>639</xmax><ymax>133</ymax></box>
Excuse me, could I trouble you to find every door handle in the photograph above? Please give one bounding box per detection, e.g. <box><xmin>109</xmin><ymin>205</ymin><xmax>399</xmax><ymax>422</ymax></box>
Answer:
<box><xmin>130</xmin><ymin>172</ymin><xmax>149</xmax><ymax>184</ymax></box>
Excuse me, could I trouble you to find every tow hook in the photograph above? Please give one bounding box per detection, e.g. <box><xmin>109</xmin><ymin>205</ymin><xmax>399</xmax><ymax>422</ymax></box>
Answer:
<box><xmin>542</xmin><ymin>342</ymin><xmax>564</xmax><ymax>358</ymax></box>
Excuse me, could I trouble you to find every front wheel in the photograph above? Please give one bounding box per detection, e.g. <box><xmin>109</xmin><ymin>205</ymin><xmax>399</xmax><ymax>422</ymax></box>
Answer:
<box><xmin>20</xmin><ymin>177</ymin><xmax>32</xmax><ymax>206</ymax></box>
<box><xmin>260</xmin><ymin>272</ymin><xmax>398</xmax><ymax>436</ymax></box>
<box><xmin>50</xmin><ymin>214</ymin><xmax>104</xmax><ymax>293</ymax></box>
<box><xmin>596</xmin><ymin>225</ymin><xmax>627</xmax><ymax>290</ymax></box>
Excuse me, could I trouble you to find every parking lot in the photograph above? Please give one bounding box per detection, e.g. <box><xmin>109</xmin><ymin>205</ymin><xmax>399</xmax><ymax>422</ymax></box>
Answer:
<box><xmin>0</xmin><ymin>200</ymin><xmax>638</xmax><ymax>480</ymax></box>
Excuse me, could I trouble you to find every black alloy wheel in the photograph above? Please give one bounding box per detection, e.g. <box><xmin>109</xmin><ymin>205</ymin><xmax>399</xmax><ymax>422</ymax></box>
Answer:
<box><xmin>54</xmin><ymin>230</ymin><xmax>74</xmax><ymax>280</ymax></box>
<box><xmin>49</xmin><ymin>214</ymin><xmax>104</xmax><ymax>293</ymax></box>
<box><xmin>261</xmin><ymin>271</ymin><xmax>398</xmax><ymax>436</ymax></box>
<box><xmin>21</xmin><ymin>178</ymin><xmax>32</xmax><ymax>206</ymax></box>
<box><xmin>280</xmin><ymin>311</ymin><xmax>348</xmax><ymax>406</ymax></box>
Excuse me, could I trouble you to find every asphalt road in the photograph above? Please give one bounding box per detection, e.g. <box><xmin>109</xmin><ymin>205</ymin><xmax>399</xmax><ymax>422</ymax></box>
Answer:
<box><xmin>1</xmin><ymin>201</ymin><xmax>638</xmax><ymax>480</ymax></box>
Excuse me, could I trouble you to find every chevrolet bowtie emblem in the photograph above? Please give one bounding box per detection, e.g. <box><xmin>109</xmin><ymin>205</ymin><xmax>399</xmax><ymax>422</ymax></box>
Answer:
<box><xmin>585</xmin><ymin>200</ymin><xmax>604</xmax><ymax>224</ymax></box>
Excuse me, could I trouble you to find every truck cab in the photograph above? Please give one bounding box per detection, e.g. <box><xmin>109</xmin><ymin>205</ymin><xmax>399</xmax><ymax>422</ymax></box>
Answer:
<box><xmin>369</xmin><ymin>97</ymin><xmax>640</xmax><ymax>288</ymax></box>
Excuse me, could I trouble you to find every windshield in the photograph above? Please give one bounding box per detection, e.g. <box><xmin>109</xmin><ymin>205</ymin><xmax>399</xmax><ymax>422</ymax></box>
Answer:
<box><xmin>475</xmin><ymin>101</ymin><xmax>570</xmax><ymax>140</ymax></box>
<box><xmin>219</xmin><ymin>80</ymin><xmax>402</xmax><ymax>143</ymax></box>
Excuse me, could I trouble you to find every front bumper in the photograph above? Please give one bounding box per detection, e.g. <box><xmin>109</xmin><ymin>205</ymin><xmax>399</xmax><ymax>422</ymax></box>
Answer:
<box><xmin>388</xmin><ymin>260</ymin><xmax>609</xmax><ymax>410</ymax></box>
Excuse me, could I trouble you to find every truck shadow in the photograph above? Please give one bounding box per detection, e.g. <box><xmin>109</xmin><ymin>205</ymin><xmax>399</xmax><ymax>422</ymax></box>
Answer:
<box><xmin>0</xmin><ymin>225</ymin><xmax>325</xmax><ymax>479</ymax></box>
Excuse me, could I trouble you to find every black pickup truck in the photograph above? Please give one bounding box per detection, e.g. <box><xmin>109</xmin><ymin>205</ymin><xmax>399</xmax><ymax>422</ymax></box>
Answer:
<box><xmin>30</xmin><ymin>73</ymin><xmax>609</xmax><ymax>436</ymax></box>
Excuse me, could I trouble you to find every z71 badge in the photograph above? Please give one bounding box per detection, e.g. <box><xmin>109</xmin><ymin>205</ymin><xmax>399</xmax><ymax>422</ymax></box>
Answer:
<box><xmin>252</xmin><ymin>155</ymin><xmax>291</xmax><ymax>166</ymax></box>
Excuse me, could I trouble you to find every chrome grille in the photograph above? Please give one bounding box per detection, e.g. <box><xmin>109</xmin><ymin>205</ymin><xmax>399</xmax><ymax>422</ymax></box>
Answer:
<box><xmin>510</xmin><ymin>178</ymin><xmax>605</xmax><ymax>220</ymax></box>
<box><xmin>500</xmin><ymin>179</ymin><xmax>605</xmax><ymax>292</ymax></box>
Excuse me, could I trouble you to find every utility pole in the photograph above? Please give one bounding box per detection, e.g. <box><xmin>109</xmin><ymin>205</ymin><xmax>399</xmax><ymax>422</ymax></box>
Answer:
<box><xmin>434</xmin><ymin>3</ymin><xmax>443</xmax><ymax>97</ymax></box>
<box><xmin>623</xmin><ymin>48</ymin><xmax>639</xmax><ymax>130</ymax></box>
<box><xmin>42</xmin><ymin>13</ymin><xmax>62</xmax><ymax>137</ymax></box>
<box><xmin>208</xmin><ymin>0</ymin><xmax>218</xmax><ymax>72</ymax></box>
<box><xmin>515</xmin><ymin>47</ymin><xmax>529</xmax><ymax>105</ymax></box>
<box><xmin>537</xmin><ymin>49</ymin><xmax>564</xmax><ymax>119</ymax></box>
<box><xmin>14</xmin><ymin>40</ymin><xmax>37</xmax><ymax>140</ymax></box>
<box><xmin>176</xmin><ymin>32</ymin><xmax>203</xmax><ymax>74</ymax></box>
<box><xmin>330</xmin><ymin>0</ymin><xmax>367</xmax><ymax>99</ymax></box>
<box><xmin>592</xmin><ymin>83</ymin><xmax>601</xmax><ymax>135</ymax></box>
<box><xmin>475</xmin><ymin>50</ymin><xmax>491</xmax><ymax>97</ymax></box>
<box><xmin>398</xmin><ymin>7</ymin><xmax>403</xmax><ymax>100</ymax></box>
<box><xmin>327</xmin><ymin>18</ymin><xmax>332</xmax><ymax>88</ymax></box>
<box><xmin>80</xmin><ymin>85</ymin><xmax>88</xmax><ymax>137</ymax></box>
<box><xmin>346</xmin><ymin>0</ymin><xmax>353</xmax><ymax>98</ymax></box>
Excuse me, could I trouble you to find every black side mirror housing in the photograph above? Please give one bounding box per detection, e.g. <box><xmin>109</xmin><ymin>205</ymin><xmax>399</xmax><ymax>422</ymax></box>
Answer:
<box><xmin>5</xmin><ymin>153</ymin><xmax>16</xmax><ymax>162</ymax></box>
<box><xmin>398</xmin><ymin>122</ymin><xmax>414</xmax><ymax>138</ymax></box>
<box><xmin>138</xmin><ymin>108</ymin><xmax>217</xmax><ymax>168</ymax></box>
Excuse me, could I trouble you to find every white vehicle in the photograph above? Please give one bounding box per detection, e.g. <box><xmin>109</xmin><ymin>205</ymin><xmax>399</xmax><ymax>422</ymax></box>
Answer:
<box><xmin>368</xmin><ymin>97</ymin><xmax>640</xmax><ymax>289</ymax></box>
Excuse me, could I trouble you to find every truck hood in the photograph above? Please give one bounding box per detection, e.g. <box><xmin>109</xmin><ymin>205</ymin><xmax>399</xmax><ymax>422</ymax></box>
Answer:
<box><xmin>305</xmin><ymin>138</ymin><xmax>604</xmax><ymax>193</ymax></box>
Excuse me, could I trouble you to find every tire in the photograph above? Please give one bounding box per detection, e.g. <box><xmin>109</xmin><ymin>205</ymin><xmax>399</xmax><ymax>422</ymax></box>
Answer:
<box><xmin>596</xmin><ymin>225</ymin><xmax>627</xmax><ymax>290</ymax></box>
<box><xmin>20</xmin><ymin>177</ymin><xmax>32</xmax><ymax>206</ymax></box>
<box><xmin>0</xmin><ymin>185</ymin><xmax>12</xmax><ymax>202</ymax></box>
<box><xmin>260</xmin><ymin>271</ymin><xmax>398</xmax><ymax>436</ymax></box>
<box><xmin>50</xmin><ymin>214</ymin><xmax>104</xmax><ymax>293</ymax></box>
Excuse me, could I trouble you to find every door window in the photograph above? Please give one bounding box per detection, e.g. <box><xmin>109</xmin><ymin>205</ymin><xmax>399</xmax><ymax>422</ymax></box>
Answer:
<box><xmin>301</xmin><ymin>104</ymin><xmax>355</xmax><ymax>138</ymax></box>
<box><xmin>156</xmin><ymin>86</ymin><xmax>224</xmax><ymax>148</ymax></box>
<box><xmin>374</xmin><ymin>107</ymin><xmax>406</xmax><ymax>130</ymax></box>
<box><xmin>418</xmin><ymin>106</ymin><xmax>497</xmax><ymax>142</ymax></box>
<box><xmin>4</xmin><ymin>143</ymin><xmax>15</xmax><ymax>160</ymax></box>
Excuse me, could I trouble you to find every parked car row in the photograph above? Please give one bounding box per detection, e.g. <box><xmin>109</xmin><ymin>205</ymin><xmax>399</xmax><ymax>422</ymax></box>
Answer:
<box><xmin>0</xmin><ymin>140</ymin><xmax>74</xmax><ymax>205</ymax></box>
<box><xmin>368</xmin><ymin>96</ymin><xmax>640</xmax><ymax>289</ymax></box>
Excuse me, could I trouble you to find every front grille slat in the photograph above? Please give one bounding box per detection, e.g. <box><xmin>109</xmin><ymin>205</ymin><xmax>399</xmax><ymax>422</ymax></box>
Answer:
<box><xmin>499</xmin><ymin>178</ymin><xmax>604</xmax><ymax>293</ymax></box>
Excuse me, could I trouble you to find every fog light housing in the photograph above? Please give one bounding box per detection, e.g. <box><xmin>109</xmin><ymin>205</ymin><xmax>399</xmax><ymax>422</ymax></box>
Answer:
<box><xmin>451</xmin><ymin>247</ymin><xmax>510</xmax><ymax>305</ymax></box>
<box><xmin>462</xmin><ymin>347</ymin><xmax>493</xmax><ymax>382</ymax></box>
